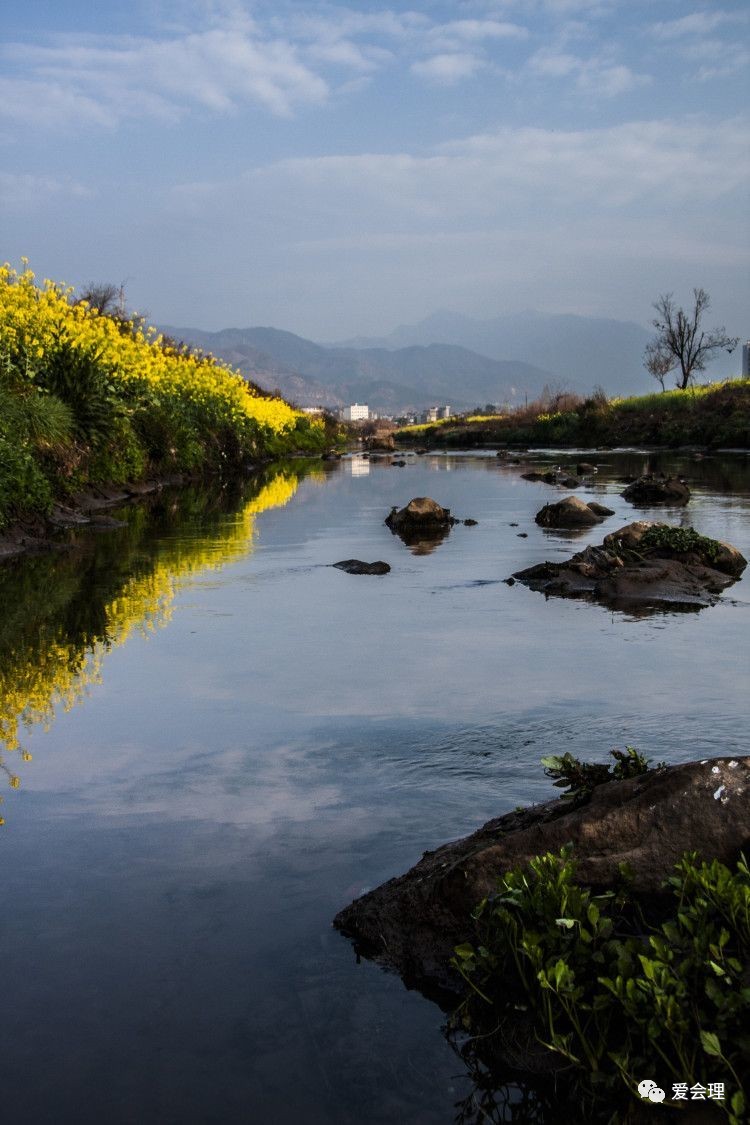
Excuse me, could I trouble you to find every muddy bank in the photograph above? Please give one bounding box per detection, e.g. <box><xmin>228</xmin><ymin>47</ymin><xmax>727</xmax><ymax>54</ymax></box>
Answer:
<box><xmin>0</xmin><ymin>473</ymin><xmax>227</xmax><ymax>561</ymax></box>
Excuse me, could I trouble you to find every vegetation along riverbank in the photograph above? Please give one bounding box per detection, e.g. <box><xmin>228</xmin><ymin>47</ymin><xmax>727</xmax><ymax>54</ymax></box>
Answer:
<box><xmin>396</xmin><ymin>380</ymin><xmax>750</xmax><ymax>450</ymax></box>
<box><xmin>0</xmin><ymin>263</ymin><xmax>335</xmax><ymax>544</ymax></box>
<box><xmin>336</xmin><ymin>753</ymin><xmax>750</xmax><ymax>1123</ymax></box>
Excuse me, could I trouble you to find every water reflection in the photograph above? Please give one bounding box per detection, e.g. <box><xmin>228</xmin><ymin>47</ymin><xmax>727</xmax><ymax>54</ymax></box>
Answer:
<box><xmin>0</xmin><ymin>464</ymin><xmax>318</xmax><ymax>820</ymax></box>
<box><xmin>387</xmin><ymin>520</ymin><xmax>453</xmax><ymax>555</ymax></box>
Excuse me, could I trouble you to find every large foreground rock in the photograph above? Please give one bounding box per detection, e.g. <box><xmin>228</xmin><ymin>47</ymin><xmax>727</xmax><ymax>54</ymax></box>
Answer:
<box><xmin>535</xmin><ymin>495</ymin><xmax>614</xmax><ymax>528</ymax></box>
<box><xmin>622</xmin><ymin>475</ymin><xmax>690</xmax><ymax>505</ymax></box>
<box><xmin>510</xmin><ymin>520</ymin><xmax>746</xmax><ymax>611</ymax></box>
<box><xmin>334</xmin><ymin>757</ymin><xmax>749</xmax><ymax>994</ymax></box>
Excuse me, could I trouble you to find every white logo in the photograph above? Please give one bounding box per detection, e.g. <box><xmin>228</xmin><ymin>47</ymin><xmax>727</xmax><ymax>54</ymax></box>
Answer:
<box><xmin>638</xmin><ymin>1079</ymin><xmax>666</xmax><ymax>1102</ymax></box>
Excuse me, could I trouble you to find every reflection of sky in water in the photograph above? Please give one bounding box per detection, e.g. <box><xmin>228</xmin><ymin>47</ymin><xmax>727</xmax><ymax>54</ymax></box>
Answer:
<box><xmin>1</xmin><ymin>452</ymin><xmax>749</xmax><ymax>1123</ymax></box>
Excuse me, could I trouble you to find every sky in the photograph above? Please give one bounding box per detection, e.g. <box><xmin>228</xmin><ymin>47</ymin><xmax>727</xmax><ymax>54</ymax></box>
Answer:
<box><xmin>2</xmin><ymin>0</ymin><xmax>749</xmax><ymax>340</ymax></box>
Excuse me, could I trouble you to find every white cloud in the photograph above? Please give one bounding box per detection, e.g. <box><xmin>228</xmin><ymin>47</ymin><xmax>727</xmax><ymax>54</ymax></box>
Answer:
<box><xmin>651</xmin><ymin>10</ymin><xmax>746</xmax><ymax>39</ymax></box>
<box><xmin>411</xmin><ymin>52</ymin><xmax>486</xmax><ymax>84</ymax></box>
<box><xmin>0</xmin><ymin>172</ymin><xmax>94</xmax><ymax>210</ymax></box>
<box><xmin>0</xmin><ymin>25</ymin><xmax>330</xmax><ymax>128</ymax></box>
<box><xmin>528</xmin><ymin>47</ymin><xmax>649</xmax><ymax>95</ymax></box>
<box><xmin>170</xmin><ymin>116</ymin><xmax>750</xmax><ymax>233</ymax></box>
<box><xmin>427</xmin><ymin>18</ymin><xmax>528</xmax><ymax>49</ymax></box>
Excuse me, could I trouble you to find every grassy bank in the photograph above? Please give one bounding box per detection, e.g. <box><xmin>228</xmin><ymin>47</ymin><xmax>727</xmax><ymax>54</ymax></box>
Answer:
<box><xmin>0</xmin><ymin>263</ymin><xmax>334</xmax><ymax>529</ymax></box>
<box><xmin>396</xmin><ymin>380</ymin><xmax>750</xmax><ymax>450</ymax></box>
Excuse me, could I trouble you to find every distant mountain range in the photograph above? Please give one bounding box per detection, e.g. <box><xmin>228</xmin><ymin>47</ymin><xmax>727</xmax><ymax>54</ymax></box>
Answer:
<box><xmin>159</xmin><ymin>309</ymin><xmax>695</xmax><ymax>414</ymax></box>
<box><xmin>333</xmin><ymin>310</ymin><xmax>656</xmax><ymax>398</ymax></box>
<box><xmin>158</xmin><ymin>324</ymin><xmax>554</xmax><ymax>413</ymax></box>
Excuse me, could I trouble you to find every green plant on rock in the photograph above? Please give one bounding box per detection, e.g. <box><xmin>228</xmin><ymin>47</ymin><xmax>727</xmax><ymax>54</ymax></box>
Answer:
<box><xmin>452</xmin><ymin>846</ymin><xmax>750</xmax><ymax>1124</ymax></box>
<box><xmin>540</xmin><ymin>747</ymin><xmax>656</xmax><ymax>803</ymax></box>
<box><xmin>640</xmin><ymin>525</ymin><xmax>721</xmax><ymax>562</ymax></box>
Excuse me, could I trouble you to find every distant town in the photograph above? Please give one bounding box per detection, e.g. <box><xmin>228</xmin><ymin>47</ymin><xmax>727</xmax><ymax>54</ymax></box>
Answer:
<box><xmin>303</xmin><ymin>402</ymin><xmax>454</xmax><ymax>425</ymax></box>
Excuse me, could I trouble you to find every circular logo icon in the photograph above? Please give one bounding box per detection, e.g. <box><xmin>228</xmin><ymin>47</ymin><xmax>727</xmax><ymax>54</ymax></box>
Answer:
<box><xmin>649</xmin><ymin>1087</ymin><xmax>666</xmax><ymax>1103</ymax></box>
<box><xmin>638</xmin><ymin>1079</ymin><xmax>657</xmax><ymax>1098</ymax></box>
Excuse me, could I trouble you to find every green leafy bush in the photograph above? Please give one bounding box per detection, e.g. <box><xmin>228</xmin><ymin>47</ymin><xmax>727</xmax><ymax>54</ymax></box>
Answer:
<box><xmin>0</xmin><ymin>432</ymin><xmax>53</xmax><ymax>529</ymax></box>
<box><xmin>452</xmin><ymin>846</ymin><xmax>749</xmax><ymax>1123</ymax></box>
<box><xmin>639</xmin><ymin>525</ymin><xmax>721</xmax><ymax>562</ymax></box>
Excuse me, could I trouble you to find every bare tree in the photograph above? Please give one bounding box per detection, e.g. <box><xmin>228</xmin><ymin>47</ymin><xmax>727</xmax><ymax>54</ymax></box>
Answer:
<box><xmin>645</xmin><ymin>289</ymin><xmax>738</xmax><ymax>390</ymax></box>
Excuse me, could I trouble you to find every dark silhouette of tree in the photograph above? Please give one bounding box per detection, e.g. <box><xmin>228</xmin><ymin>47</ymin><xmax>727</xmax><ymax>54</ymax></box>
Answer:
<box><xmin>645</xmin><ymin>289</ymin><xmax>738</xmax><ymax>390</ymax></box>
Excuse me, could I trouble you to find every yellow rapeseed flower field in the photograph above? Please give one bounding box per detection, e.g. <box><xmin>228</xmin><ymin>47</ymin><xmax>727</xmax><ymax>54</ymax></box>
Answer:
<box><xmin>0</xmin><ymin>262</ymin><xmax>323</xmax><ymax>457</ymax></box>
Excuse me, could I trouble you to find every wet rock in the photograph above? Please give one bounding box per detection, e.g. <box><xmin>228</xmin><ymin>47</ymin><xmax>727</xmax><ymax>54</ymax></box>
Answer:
<box><xmin>125</xmin><ymin>480</ymin><xmax>161</xmax><ymax>496</ymax></box>
<box><xmin>333</xmin><ymin>559</ymin><xmax>391</xmax><ymax>575</ymax></box>
<box><xmin>391</xmin><ymin>460</ymin><xmax>407</xmax><ymax>467</ymax></box>
<box><xmin>622</xmin><ymin>475</ymin><xmax>690</xmax><ymax>506</ymax></box>
<box><xmin>386</xmin><ymin>497</ymin><xmax>454</xmax><ymax>530</ymax></box>
<box><xmin>517</xmin><ymin>532</ymin><xmax>528</xmax><ymax>538</ymax></box>
<box><xmin>577</xmin><ymin>462</ymin><xmax>596</xmax><ymax>475</ymax></box>
<box><xmin>48</xmin><ymin>505</ymin><xmax>91</xmax><ymax>528</ymax></box>
<box><xmin>535</xmin><ymin>496</ymin><xmax>609</xmax><ymax>529</ymax></box>
<box><xmin>385</xmin><ymin>497</ymin><xmax>458</xmax><ymax>556</ymax></box>
<box><xmin>321</xmin><ymin>450</ymin><xmax>342</xmax><ymax>461</ymax></box>
<box><xmin>521</xmin><ymin>470</ymin><xmax>580</xmax><ymax>488</ymax></box>
<box><xmin>463</xmin><ymin>519</ymin><xmax>478</xmax><ymax>526</ymax></box>
<box><xmin>334</xmin><ymin>757</ymin><xmax>750</xmax><ymax>995</ymax></box>
<box><xmin>511</xmin><ymin>521</ymin><xmax>746</xmax><ymax>611</ymax></box>
<box><xmin>586</xmin><ymin>501</ymin><xmax>615</xmax><ymax>518</ymax></box>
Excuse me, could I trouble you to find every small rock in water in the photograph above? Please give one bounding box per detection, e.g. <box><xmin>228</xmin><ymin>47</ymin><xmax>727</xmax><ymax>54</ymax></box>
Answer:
<box><xmin>333</xmin><ymin>559</ymin><xmax>391</xmax><ymax>575</ymax></box>
<box><xmin>463</xmin><ymin>518</ymin><xmax>478</xmax><ymax>526</ymax></box>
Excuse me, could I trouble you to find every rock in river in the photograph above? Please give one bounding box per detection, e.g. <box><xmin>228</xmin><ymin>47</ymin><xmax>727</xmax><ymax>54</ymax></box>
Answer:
<box><xmin>333</xmin><ymin>559</ymin><xmax>391</xmax><ymax>575</ymax></box>
<box><xmin>534</xmin><ymin>495</ymin><xmax>614</xmax><ymax>528</ymax></box>
<box><xmin>334</xmin><ymin>757</ymin><xmax>750</xmax><ymax>995</ymax></box>
<box><xmin>622</xmin><ymin>475</ymin><xmax>690</xmax><ymax>506</ymax></box>
<box><xmin>510</xmin><ymin>520</ymin><xmax>746</xmax><ymax>611</ymax></box>
<box><xmin>385</xmin><ymin>497</ymin><xmax>459</xmax><ymax>555</ymax></box>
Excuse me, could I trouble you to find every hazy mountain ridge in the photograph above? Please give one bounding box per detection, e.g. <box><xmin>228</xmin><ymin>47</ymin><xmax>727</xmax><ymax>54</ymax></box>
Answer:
<box><xmin>332</xmin><ymin>310</ymin><xmax>657</xmax><ymax>397</ymax></box>
<box><xmin>159</xmin><ymin>324</ymin><xmax>552</xmax><ymax>412</ymax></box>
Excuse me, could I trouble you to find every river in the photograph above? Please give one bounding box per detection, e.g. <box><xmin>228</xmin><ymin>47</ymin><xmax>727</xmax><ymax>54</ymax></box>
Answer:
<box><xmin>1</xmin><ymin>450</ymin><xmax>748</xmax><ymax>1123</ymax></box>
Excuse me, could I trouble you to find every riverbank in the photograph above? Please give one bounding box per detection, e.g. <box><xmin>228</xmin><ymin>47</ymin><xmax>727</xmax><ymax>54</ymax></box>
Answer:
<box><xmin>0</xmin><ymin>264</ymin><xmax>336</xmax><ymax>535</ymax></box>
<box><xmin>396</xmin><ymin>380</ymin><xmax>750</xmax><ymax>450</ymax></box>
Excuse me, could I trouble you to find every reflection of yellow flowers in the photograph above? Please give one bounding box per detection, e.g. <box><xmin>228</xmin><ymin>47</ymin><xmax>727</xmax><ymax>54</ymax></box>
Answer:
<box><xmin>0</xmin><ymin>471</ymin><xmax>302</xmax><ymax>803</ymax></box>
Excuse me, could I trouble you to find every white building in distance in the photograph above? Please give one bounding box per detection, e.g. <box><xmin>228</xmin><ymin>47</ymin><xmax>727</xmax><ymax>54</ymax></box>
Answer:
<box><xmin>742</xmin><ymin>342</ymin><xmax>750</xmax><ymax>378</ymax></box>
<box><xmin>342</xmin><ymin>403</ymin><xmax>369</xmax><ymax>421</ymax></box>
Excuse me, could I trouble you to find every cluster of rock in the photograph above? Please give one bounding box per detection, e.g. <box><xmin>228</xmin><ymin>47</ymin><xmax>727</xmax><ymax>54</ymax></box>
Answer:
<box><xmin>333</xmin><ymin>497</ymin><xmax>477</xmax><ymax>572</ymax></box>
<box><xmin>334</xmin><ymin>757</ymin><xmax>749</xmax><ymax>995</ymax></box>
<box><xmin>510</xmin><ymin>520</ymin><xmax>746</xmax><ymax>609</ymax></box>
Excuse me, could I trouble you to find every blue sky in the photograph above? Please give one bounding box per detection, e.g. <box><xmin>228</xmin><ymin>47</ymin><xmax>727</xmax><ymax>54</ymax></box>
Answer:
<box><xmin>2</xmin><ymin>1</ymin><xmax>748</xmax><ymax>340</ymax></box>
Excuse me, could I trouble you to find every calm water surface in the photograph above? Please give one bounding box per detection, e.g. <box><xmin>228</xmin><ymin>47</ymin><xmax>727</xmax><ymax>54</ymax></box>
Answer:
<box><xmin>1</xmin><ymin>451</ymin><xmax>748</xmax><ymax>1123</ymax></box>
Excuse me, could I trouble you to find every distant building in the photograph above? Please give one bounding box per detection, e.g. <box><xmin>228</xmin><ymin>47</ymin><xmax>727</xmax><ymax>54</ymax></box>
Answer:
<box><xmin>302</xmin><ymin>406</ymin><xmax>324</xmax><ymax>414</ymax></box>
<box><xmin>437</xmin><ymin>405</ymin><xmax>451</xmax><ymax>420</ymax></box>
<box><xmin>423</xmin><ymin>407</ymin><xmax>439</xmax><ymax>423</ymax></box>
<box><xmin>743</xmin><ymin>342</ymin><xmax>750</xmax><ymax>379</ymax></box>
<box><xmin>342</xmin><ymin>403</ymin><xmax>369</xmax><ymax>422</ymax></box>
